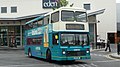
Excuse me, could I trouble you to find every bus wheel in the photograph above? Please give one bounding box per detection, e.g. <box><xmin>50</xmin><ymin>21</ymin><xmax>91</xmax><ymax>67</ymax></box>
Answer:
<box><xmin>28</xmin><ymin>49</ymin><xmax>32</xmax><ymax>58</ymax></box>
<box><xmin>46</xmin><ymin>50</ymin><xmax>51</xmax><ymax>62</ymax></box>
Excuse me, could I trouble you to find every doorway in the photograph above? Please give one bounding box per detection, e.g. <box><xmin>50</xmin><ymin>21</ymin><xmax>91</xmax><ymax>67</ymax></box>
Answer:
<box><xmin>107</xmin><ymin>33</ymin><xmax>115</xmax><ymax>43</ymax></box>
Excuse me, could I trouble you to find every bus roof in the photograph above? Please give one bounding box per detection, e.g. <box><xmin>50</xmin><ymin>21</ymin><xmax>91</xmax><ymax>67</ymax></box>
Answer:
<box><xmin>59</xmin><ymin>7</ymin><xmax>86</xmax><ymax>11</ymax></box>
<box><xmin>45</xmin><ymin>7</ymin><xmax>86</xmax><ymax>16</ymax></box>
<box><xmin>25</xmin><ymin>7</ymin><xmax>86</xmax><ymax>25</ymax></box>
<box><xmin>25</xmin><ymin>15</ymin><xmax>44</xmax><ymax>25</ymax></box>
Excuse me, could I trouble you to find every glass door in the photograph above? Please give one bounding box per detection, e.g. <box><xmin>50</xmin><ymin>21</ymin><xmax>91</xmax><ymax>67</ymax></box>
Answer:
<box><xmin>0</xmin><ymin>27</ymin><xmax>8</xmax><ymax>46</ymax></box>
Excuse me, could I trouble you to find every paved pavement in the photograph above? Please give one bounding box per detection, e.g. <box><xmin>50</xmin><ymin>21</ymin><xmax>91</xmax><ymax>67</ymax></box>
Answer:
<box><xmin>91</xmin><ymin>44</ymin><xmax>120</xmax><ymax>59</ymax></box>
<box><xmin>109</xmin><ymin>53</ymin><xmax>120</xmax><ymax>59</ymax></box>
<box><xmin>0</xmin><ymin>46</ymin><xmax>24</xmax><ymax>50</ymax></box>
<box><xmin>108</xmin><ymin>44</ymin><xmax>120</xmax><ymax>59</ymax></box>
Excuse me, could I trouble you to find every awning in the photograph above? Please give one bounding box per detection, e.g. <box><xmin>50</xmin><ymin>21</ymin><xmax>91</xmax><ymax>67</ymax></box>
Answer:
<box><xmin>0</xmin><ymin>12</ymin><xmax>47</xmax><ymax>20</ymax></box>
<box><xmin>88</xmin><ymin>9</ymin><xmax>105</xmax><ymax>16</ymax></box>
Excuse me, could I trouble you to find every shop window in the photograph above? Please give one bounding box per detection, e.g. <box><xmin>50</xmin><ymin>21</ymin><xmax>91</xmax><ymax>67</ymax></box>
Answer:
<box><xmin>1</xmin><ymin>7</ymin><xmax>7</xmax><ymax>13</ymax></box>
<box><xmin>24</xmin><ymin>24</ymin><xmax>30</xmax><ymax>30</ymax></box>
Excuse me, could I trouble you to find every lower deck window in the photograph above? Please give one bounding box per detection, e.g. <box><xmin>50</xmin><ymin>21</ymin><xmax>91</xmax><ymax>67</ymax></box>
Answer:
<box><xmin>27</xmin><ymin>37</ymin><xmax>42</xmax><ymax>45</ymax></box>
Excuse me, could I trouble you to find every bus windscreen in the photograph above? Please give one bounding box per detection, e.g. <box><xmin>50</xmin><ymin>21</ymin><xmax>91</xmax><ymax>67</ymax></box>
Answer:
<box><xmin>60</xmin><ymin>33</ymin><xmax>89</xmax><ymax>46</ymax></box>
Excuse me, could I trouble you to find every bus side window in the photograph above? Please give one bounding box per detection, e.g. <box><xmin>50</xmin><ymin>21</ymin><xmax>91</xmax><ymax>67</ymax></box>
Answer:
<box><xmin>25</xmin><ymin>23</ymin><xmax>32</xmax><ymax>30</ymax></box>
<box><xmin>33</xmin><ymin>21</ymin><xmax>38</xmax><ymax>28</ymax></box>
<box><xmin>28</xmin><ymin>23</ymin><xmax>33</xmax><ymax>29</ymax></box>
<box><xmin>51</xmin><ymin>11</ymin><xmax>59</xmax><ymax>23</ymax></box>
<box><xmin>27</xmin><ymin>37</ymin><xmax>43</xmax><ymax>45</ymax></box>
<box><xmin>27</xmin><ymin>38</ymin><xmax>32</xmax><ymax>45</ymax></box>
<box><xmin>38</xmin><ymin>19</ymin><xmax>43</xmax><ymax>26</ymax></box>
<box><xmin>44</xmin><ymin>15</ymin><xmax>49</xmax><ymax>25</ymax></box>
<box><xmin>52</xmin><ymin>33</ymin><xmax>59</xmax><ymax>45</ymax></box>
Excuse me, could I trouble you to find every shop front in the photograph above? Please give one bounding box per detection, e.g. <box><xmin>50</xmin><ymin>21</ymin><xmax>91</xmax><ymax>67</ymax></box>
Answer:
<box><xmin>0</xmin><ymin>13</ymin><xmax>47</xmax><ymax>47</ymax></box>
<box><xmin>88</xmin><ymin>9</ymin><xmax>105</xmax><ymax>48</ymax></box>
<box><xmin>0</xmin><ymin>26</ymin><xmax>21</xmax><ymax>47</ymax></box>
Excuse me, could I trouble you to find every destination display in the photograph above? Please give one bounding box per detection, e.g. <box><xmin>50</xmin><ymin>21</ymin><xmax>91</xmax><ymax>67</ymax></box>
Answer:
<box><xmin>66</xmin><ymin>24</ymin><xmax>85</xmax><ymax>30</ymax></box>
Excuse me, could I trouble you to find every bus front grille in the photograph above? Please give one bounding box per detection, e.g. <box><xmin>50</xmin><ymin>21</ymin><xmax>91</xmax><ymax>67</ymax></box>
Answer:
<box><xmin>66</xmin><ymin>51</ymin><xmax>86</xmax><ymax>56</ymax></box>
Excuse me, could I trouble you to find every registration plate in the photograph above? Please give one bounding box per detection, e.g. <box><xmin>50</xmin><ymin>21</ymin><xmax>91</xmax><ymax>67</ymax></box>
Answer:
<box><xmin>74</xmin><ymin>57</ymin><xmax>81</xmax><ymax>59</ymax></box>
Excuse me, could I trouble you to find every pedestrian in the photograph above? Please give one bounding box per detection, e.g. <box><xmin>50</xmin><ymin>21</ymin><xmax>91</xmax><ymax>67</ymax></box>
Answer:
<box><xmin>105</xmin><ymin>40</ymin><xmax>111</xmax><ymax>52</ymax></box>
<box><xmin>117</xmin><ymin>42</ymin><xmax>120</xmax><ymax>55</ymax></box>
<box><xmin>117</xmin><ymin>40</ymin><xmax>120</xmax><ymax>55</ymax></box>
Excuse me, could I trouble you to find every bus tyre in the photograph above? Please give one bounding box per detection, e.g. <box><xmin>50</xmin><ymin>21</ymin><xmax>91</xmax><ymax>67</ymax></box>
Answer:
<box><xmin>28</xmin><ymin>49</ymin><xmax>32</xmax><ymax>58</ymax></box>
<box><xmin>46</xmin><ymin>50</ymin><xmax>51</xmax><ymax>62</ymax></box>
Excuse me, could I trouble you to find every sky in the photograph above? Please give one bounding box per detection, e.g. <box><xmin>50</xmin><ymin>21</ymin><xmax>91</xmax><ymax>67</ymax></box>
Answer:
<box><xmin>116</xmin><ymin>0</ymin><xmax>120</xmax><ymax>3</ymax></box>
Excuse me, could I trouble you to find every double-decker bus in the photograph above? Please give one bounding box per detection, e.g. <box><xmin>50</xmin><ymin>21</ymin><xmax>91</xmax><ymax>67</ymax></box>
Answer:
<box><xmin>24</xmin><ymin>7</ymin><xmax>91</xmax><ymax>61</ymax></box>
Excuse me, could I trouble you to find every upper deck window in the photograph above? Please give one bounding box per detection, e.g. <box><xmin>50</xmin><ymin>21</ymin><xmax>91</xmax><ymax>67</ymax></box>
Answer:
<box><xmin>61</xmin><ymin>10</ymin><xmax>87</xmax><ymax>22</ymax></box>
<box><xmin>33</xmin><ymin>21</ymin><xmax>38</xmax><ymax>28</ymax></box>
<box><xmin>61</xmin><ymin>10</ymin><xmax>74</xmax><ymax>21</ymax></box>
<box><xmin>38</xmin><ymin>19</ymin><xmax>43</xmax><ymax>26</ymax></box>
<box><xmin>51</xmin><ymin>11</ymin><xmax>59</xmax><ymax>23</ymax></box>
<box><xmin>44</xmin><ymin>15</ymin><xmax>49</xmax><ymax>25</ymax></box>
<box><xmin>75</xmin><ymin>11</ymin><xmax>87</xmax><ymax>22</ymax></box>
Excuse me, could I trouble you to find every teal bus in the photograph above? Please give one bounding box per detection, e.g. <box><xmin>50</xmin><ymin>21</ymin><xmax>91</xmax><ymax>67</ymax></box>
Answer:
<box><xmin>24</xmin><ymin>7</ymin><xmax>91</xmax><ymax>61</ymax></box>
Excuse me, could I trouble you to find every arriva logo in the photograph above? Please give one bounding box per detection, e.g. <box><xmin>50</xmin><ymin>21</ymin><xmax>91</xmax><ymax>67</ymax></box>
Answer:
<box><xmin>43</xmin><ymin>0</ymin><xmax>58</xmax><ymax>8</ymax></box>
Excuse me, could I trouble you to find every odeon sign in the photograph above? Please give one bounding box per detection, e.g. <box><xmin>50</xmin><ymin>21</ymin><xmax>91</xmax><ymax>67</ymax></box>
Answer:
<box><xmin>43</xmin><ymin>0</ymin><xmax>58</xmax><ymax>8</ymax></box>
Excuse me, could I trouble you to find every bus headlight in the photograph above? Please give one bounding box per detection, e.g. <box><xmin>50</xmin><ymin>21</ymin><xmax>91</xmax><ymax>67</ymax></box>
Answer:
<box><xmin>86</xmin><ymin>51</ymin><xmax>89</xmax><ymax>53</ymax></box>
<box><xmin>62</xmin><ymin>51</ymin><xmax>66</xmax><ymax>54</ymax></box>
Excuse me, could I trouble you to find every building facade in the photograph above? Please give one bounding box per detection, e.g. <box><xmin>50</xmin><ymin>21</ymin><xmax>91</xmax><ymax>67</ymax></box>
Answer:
<box><xmin>0</xmin><ymin>0</ymin><xmax>116</xmax><ymax>46</ymax></box>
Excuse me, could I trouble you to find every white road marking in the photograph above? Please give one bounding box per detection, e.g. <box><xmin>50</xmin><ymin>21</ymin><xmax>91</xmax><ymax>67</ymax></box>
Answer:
<box><xmin>84</xmin><ymin>64</ymin><xmax>92</xmax><ymax>67</ymax></box>
<box><xmin>0</xmin><ymin>64</ymin><xmax>53</xmax><ymax>67</ymax></box>
<box><xmin>68</xmin><ymin>65</ymin><xmax>72</xmax><ymax>67</ymax></box>
<box><xmin>80</xmin><ymin>64</ymin><xmax>86</xmax><ymax>67</ymax></box>
<box><xmin>54</xmin><ymin>65</ymin><xmax>61</xmax><ymax>67</ymax></box>
<box><xmin>91</xmin><ymin>53</ymin><xmax>120</xmax><ymax>63</ymax></box>
<box><xmin>91</xmin><ymin>53</ymin><xmax>107</xmax><ymax>58</ymax></box>
<box><xmin>90</xmin><ymin>63</ymin><xmax>98</xmax><ymax>67</ymax></box>
<box><xmin>54</xmin><ymin>65</ymin><xmax>57</xmax><ymax>67</ymax></box>
<box><xmin>62</xmin><ymin>65</ymin><xmax>66</xmax><ymax>67</ymax></box>
<box><xmin>74</xmin><ymin>65</ymin><xmax>79</xmax><ymax>67</ymax></box>
<box><xmin>95</xmin><ymin>59</ymin><xmax>120</xmax><ymax>63</ymax></box>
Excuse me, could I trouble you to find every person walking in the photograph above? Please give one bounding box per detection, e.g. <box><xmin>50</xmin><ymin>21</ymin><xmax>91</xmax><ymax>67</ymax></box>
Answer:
<box><xmin>105</xmin><ymin>40</ymin><xmax>111</xmax><ymax>52</ymax></box>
